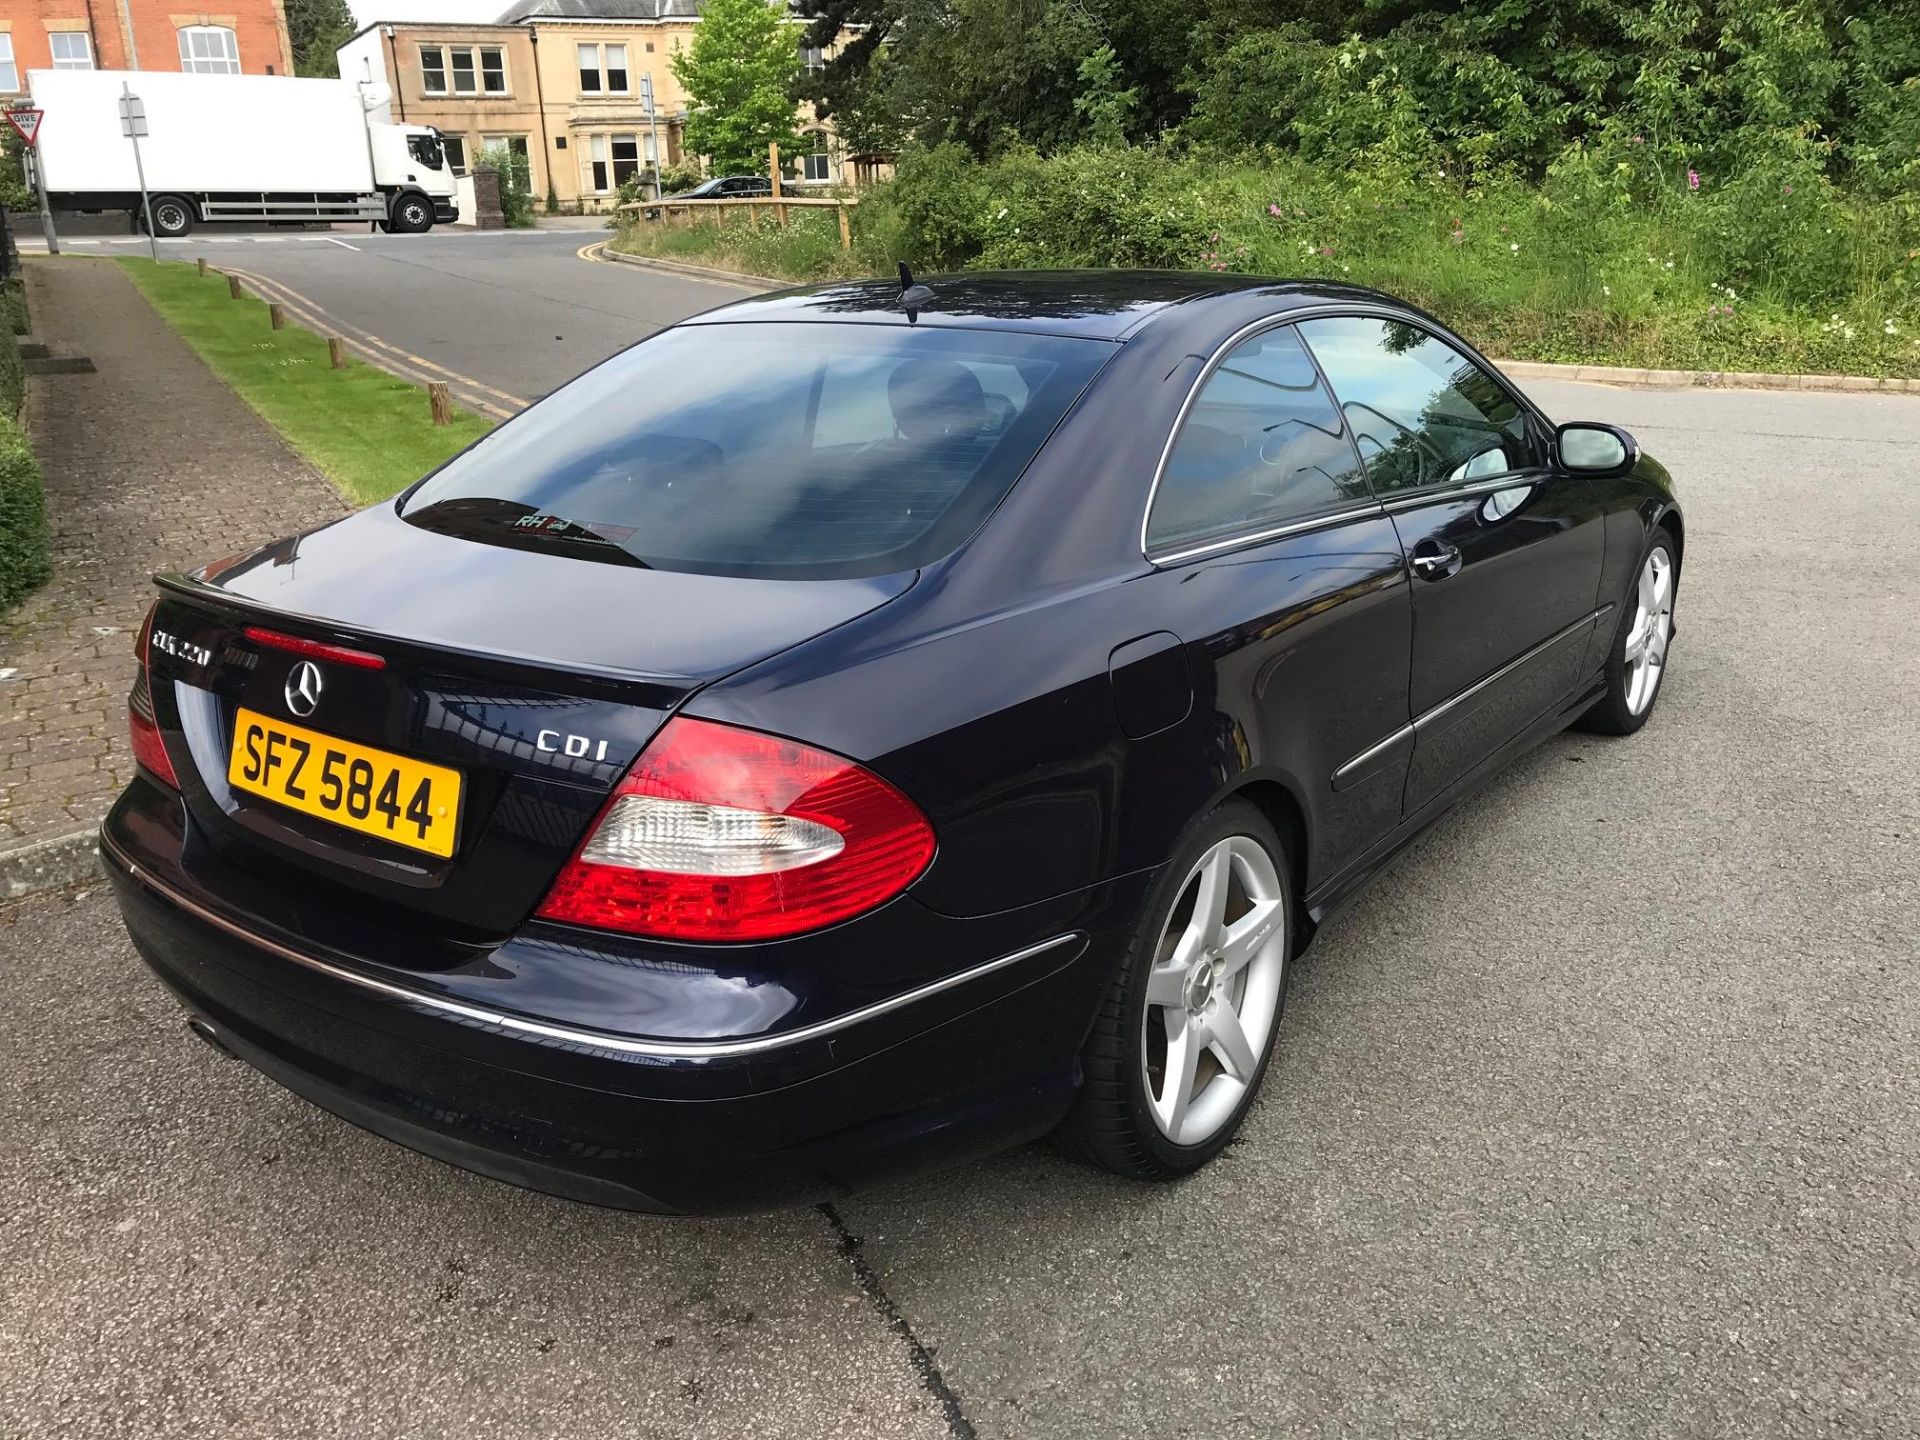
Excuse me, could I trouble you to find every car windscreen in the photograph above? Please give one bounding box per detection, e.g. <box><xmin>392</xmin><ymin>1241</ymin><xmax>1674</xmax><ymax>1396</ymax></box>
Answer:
<box><xmin>400</xmin><ymin>322</ymin><xmax>1114</xmax><ymax>579</ymax></box>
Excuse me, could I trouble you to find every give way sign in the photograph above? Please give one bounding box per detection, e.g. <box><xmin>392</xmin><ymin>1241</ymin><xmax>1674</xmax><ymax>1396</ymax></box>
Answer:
<box><xmin>5</xmin><ymin>108</ymin><xmax>43</xmax><ymax>147</ymax></box>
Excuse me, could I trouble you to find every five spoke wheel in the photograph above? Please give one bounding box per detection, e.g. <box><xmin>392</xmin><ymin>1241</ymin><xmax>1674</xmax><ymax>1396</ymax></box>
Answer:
<box><xmin>1623</xmin><ymin>547</ymin><xmax>1673</xmax><ymax>716</ymax></box>
<box><xmin>1140</xmin><ymin>835</ymin><xmax>1289</xmax><ymax>1146</ymax></box>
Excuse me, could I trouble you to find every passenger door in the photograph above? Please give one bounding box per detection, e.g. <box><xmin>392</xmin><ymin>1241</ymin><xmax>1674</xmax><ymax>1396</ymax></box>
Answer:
<box><xmin>1298</xmin><ymin>316</ymin><xmax>1605</xmax><ymax>815</ymax></box>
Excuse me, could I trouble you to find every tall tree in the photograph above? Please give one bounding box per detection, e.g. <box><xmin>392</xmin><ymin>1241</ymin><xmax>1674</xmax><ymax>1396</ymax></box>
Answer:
<box><xmin>673</xmin><ymin>0</ymin><xmax>803</xmax><ymax>174</ymax></box>
<box><xmin>285</xmin><ymin>0</ymin><xmax>356</xmax><ymax>79</ymax></box>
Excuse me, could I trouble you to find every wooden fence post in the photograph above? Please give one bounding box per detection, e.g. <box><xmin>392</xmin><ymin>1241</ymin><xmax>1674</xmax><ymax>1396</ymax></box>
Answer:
<box><xmin>268</xmin><ymin>303</ymin><xmax>285</xmax><ymax>330</ymax></box>
<box><xmin>196</xmin><ymin>258</ymin><xmax>208</xmax><ymax>278</ymax></box>
<box><xmin>227</xmin><ymin>275</ymin><xmax>243</xmax><ymax>300</ymax></box>
<box><xmin>328</xmin><ymin>336</ymin><xmax>347</xmax><ymax>370</ymax></box>
<box><xmin>428</xmin><ymin>382</ymin><xmax>453</xmax><ymax>426</ymax></box>
<box><xmin>837</xmin><ymin>203</ymin><xmax>851</xmax><ymax>251</ymax></box>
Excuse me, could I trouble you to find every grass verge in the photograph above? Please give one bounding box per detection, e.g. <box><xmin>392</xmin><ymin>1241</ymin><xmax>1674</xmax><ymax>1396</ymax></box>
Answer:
<box><xmin>119</xmin><ymin>258</ymin><xmax>492</xmax><ymax>505</ymax></box>
<box><xmin>612</xmin><ymin>149</ymin><xmax>1920</xmax><ymax>380</ymax></box>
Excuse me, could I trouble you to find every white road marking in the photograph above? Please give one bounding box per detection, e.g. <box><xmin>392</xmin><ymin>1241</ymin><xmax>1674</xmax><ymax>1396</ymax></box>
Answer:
<box><xmin>250</xmin><ymin>236</ymin><xmax>286</xmax><ymax>243</ymax></box>
<box><xmin>322</xmin><ymin>237</ymin><xmax>361</xmax><ymax>251</ymax></box>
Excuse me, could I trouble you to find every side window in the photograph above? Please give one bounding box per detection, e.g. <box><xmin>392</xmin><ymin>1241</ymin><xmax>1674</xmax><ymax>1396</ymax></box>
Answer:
<box><xmin>1146</xmin><ymin>325</ymin><xmax>1369</xmax><ymax>553</ymax></box>
<box><xmin>1296</xmin><ymin>316</ymin><xmax>1537</xmax><ymax>495</ymax></box>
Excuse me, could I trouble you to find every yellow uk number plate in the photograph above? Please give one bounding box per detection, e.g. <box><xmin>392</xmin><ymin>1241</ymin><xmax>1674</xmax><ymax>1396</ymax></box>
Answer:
<box><xmin>228</xmin><ymin>707</ymin><xmax>462</xmax><ymax>858</ymax></box>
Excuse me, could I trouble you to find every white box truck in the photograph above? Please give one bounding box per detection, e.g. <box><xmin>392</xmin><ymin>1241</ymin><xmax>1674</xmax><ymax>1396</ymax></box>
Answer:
<box><xmin>24</xmin><ymin>69</ymin><xmax>459</xmax><ymax>236</ymax></box>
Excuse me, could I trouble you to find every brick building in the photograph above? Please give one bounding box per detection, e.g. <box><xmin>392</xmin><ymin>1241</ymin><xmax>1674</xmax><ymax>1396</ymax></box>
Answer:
<box><xmin>0</xmin><ymin>0</ymin><xmax>295</xmax><ymax>94</ymax></box>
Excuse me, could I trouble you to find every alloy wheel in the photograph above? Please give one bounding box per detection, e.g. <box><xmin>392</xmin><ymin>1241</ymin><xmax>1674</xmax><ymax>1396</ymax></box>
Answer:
<box><xmin>1140</xmin><ymin>834</ymin><xmax>1288</xmax><ymax>1145</ymax></box>
<box><xmin>1623</xmin><ymin>547</ymin><xmax>1674</xmax><ymax>715</ymax></box>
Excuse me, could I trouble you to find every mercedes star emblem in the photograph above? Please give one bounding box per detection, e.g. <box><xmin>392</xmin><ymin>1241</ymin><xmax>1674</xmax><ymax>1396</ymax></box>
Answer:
<box><xmin>284</xmin><ymin>660</ymin><xmax>324</xmax><ymax>718</ymax></box>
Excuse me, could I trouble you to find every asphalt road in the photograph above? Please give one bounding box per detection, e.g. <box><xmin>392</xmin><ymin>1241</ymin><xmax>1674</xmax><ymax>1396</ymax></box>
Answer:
<box><xmin>3</xmin><ymin>245</ymin><xmax>1918</xmax><ymax>1437</ymax></box>
<box><xmin>23</xmin><ymin>227</ymin><xmax>751</xmax><ymax>408</ymax></box>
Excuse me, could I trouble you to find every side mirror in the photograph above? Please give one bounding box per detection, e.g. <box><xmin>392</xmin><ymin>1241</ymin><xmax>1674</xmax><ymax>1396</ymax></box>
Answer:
<box><xmin>1555</xmin><ymin>422</ymin><xmax>1638</xmax><ymax>476</ymax></box>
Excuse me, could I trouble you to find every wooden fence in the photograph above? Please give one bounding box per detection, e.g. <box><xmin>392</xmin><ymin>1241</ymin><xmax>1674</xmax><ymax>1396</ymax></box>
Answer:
<box><xmin>615</xmin><ymin>195</ymin><xmax>859</xmax><ymax>251</ymax></box>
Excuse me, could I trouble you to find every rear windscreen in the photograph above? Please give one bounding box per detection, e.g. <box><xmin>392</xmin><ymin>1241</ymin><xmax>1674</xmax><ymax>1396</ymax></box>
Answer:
<box><xmin>400</xmin><ymin>322</ymin><xmax>1113</xmax><ymax>579</ymax></box>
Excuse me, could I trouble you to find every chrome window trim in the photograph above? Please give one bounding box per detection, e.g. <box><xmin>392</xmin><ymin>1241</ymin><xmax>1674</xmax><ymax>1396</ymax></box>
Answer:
<box><xmin>1140</xmin><ymin>302</ymin><xmax>1551</xmax><ymax>568</ymax></box>
<box><xmin>100</xmin><ymin>830</ymin><xmax>1083</xmax><ymax>1061</ymax></box>
<box><xmin>1381</xmin><ymin>474</ymin><xmax>1544</xmax><ymax>513</ymax></box>
<box><xmin>1148</xmin><ymin>503</ymin><xmax>1386</xmax><ymax>567</ymax></box>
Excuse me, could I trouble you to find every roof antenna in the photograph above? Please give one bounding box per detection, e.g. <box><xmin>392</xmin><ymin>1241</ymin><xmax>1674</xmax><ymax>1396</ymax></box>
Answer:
<box><xmin>896</xmin><ymin>262</ymin><xmax>934</xmax><ymax>323</ymax></box>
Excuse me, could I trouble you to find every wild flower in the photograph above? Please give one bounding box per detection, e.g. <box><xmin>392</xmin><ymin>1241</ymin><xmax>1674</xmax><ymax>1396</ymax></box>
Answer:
<box><xmin>1602</xmin><ymin>285</ymin><xmax>1611</xmax><ymax>296</ymax></box>
<box><xmin>1629</xmin><ymin>135</ymin><xmax>1645</xmax><ymax>146</ymax></box>
<box><xmin>1268</xmin><ymin>203</ymin><xmax>1283</xmax><ymax>218</ymax></box>
<box><xmin>1688</xmin><ymin>170</ymin><xmax>1701</xmax><ymax>191</ymax></box>
<box><xmin>1887</xmin><ymin>321</ymin><xmax>1900</xmax><ymax>335</ymax></box>
<box><xmin>1783</xmin><ymin>184</ymin><xmax>1794</xmax><ymax>196</ymax></box>
<box><xmin>1509</xmin><ymin>242</ymin><xmax>1520</xmax><ymax>253</ymax></box>
<box><xmin>1319</xmin><ymin>244</ymin><xmax>1334</xmax><ymax>257</ymax></box>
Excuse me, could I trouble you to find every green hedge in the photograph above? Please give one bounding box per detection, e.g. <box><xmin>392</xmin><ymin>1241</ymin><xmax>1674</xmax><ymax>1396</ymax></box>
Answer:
<box><xmin>2</xmin><ymin>279</ymin><xmax>28</xmax><ymax>335</ymax></box>
<box><xmin>0</xmin><ymin>410</ymin><xmax>48</xmax><ymax>611</ymax></box>
<box><xmin>0</xmin><ymin>307</ymin><xmax>21</xmax><ymax>418</ymax></box>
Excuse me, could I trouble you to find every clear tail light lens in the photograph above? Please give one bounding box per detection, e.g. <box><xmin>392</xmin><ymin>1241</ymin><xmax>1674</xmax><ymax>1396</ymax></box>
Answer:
<box><xmin>536</xmin><ymin>716</ymin><xmax>935</xmax><ymax>942</ymax></box>
<box><xmin>129</xmin><ymin>602</ymin><xmax>179</xmax><ymax>789</ymax></box>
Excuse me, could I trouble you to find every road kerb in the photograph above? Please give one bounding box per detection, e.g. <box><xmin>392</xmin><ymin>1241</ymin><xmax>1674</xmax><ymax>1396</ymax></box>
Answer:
<box><xmin>596</xmin><ymin>247</ymin><xmax>779</xmax><ymax>293</ymax></box>
<box><xmin>0</xmin><ymin>827</ymin><xmax>100</xmax><ymax>903</ymax></box>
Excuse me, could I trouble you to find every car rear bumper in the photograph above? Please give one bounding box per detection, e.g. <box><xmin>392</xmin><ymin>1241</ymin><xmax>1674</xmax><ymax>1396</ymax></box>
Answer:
<box><xmin>100</xmin><ymin>793</ymin><xmax>1143</xmax><ymax>1214</ymax></box>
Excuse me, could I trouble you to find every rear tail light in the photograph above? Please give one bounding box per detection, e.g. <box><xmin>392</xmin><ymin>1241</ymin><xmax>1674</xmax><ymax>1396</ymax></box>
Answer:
<box><xmin>129</xmin><ymin>602</ymin><xmax>179</xmax><ymax>788</ymax></box>
<box><xmin>536</xmin><ymin>717</ymin><xmax>935</xmax><ymax>942</ymax></box>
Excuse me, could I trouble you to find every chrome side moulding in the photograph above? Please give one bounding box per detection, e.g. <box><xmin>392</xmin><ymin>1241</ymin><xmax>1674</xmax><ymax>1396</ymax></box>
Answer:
<box><xmin>99</xmin><ymin>829</ymin><xmax>1086</xmax><ymax>1061</ymax></box>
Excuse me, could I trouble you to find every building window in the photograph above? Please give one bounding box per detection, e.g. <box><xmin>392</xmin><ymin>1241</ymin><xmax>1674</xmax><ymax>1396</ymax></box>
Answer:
<box><xmin>0</xmin><ymin>37</ymin><xmax>15</xmax><ymax>92</ymax></box>
<box><xmin>803</xmin><ymin>134</ymin><xmax>832</xmax><ymax>182</ymax></box>
<box><xmin>178</xmin><ymin>25</ymin><xmax>241</xmax><ymax>75</ymax></box>
<box><xmin>576</xmin><ymin>44</ymin><xmax>629</xmax><ymax>95</ymax></box>
<box><xmin>611</xmin><ymin>134</ymin><xmax>640</xmax><ymax>186</ymax></box>
<box><xmin>800</xmin><ymin>45</ymin><xmax>825</xmax><ymax>73</ymax></box>
<box><xmin>50</xmin><ymin>32</ymin><xmax>94</xmax><ymax>70</ymax></box>
<box><xmin>587</xmin><ymin>134</ymin><xmax>608</xmax><ymax>191</ymax></box>
<box><xmin>441</xmin><ymin>135</ymin><xmax>468</xmax><ymax>175</ymax></box>
<box><xmin>645</xmin><ymin>41</ymin><xmax>654</xmax><ymax>53</ymax></box>
<box><xmin>481</xmin><ymin>134</ymin><xmax>529</xmax><ymax>163</ymax></box>
<box><xmin>421</xmin><ymin>45</ymin><xmax>506</xmax><ymax>97</ymax></box>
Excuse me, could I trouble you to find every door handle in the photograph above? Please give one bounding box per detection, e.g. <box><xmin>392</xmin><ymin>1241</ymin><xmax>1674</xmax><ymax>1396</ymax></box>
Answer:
<box><xmin>1409</xmin><ymin>542</ymin><xmax>1462</xmax><ymax>580</ymax></box>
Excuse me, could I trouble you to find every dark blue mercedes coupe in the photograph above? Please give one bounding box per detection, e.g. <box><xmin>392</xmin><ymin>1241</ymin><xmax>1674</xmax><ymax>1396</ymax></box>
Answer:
<box><xmin>103</xmin><ymin>271</ymin><xmax>1683</xmax><ymax>1213</ymax></box>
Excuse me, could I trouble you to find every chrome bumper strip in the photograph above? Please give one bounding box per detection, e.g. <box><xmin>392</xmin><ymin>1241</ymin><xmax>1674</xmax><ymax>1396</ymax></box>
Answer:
<box><xmin>100</xmin><ymin>829</ymin><xmax>1084</xmax><ymax>1060</ymax></box>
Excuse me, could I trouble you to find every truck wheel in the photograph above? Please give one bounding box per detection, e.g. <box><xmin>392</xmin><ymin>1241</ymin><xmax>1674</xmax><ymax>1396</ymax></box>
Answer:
<box><xmin>389</xmin><ymin>194</ymin><xmax>433</xmax><ymax>234</ymax></box>
<box><xmin>144</xmin><ymin>196</ymin><xmax>195</xmax><ymax>239</ymax></box>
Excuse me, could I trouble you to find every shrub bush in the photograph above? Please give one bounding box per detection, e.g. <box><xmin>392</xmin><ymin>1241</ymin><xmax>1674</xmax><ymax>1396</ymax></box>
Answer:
<box><xmin>0</xmin><ymin>312</ymin><xmax>22</xmax><ymax>416</ymax></box>
<box><xmin>480</xmin><ymin>145</ymin><xmax>535</xmax><ymax>229</ymax></box>
<box><xmin>0</xmin><ymin>409</ymin><xmax>48</xmax><ymax>612</ymax></box>
<box><xmin>1</xmin><ymin>279</ymin><xmax>27</xmax><ymax>336</ymax></box>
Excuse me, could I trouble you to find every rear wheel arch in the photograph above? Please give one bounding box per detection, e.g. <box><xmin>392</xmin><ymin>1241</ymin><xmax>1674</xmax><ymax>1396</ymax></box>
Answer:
<box><xmin>1222</xmin><ymin>777</ymin><xmax>1313</xmax><ymax>950</ymax></box>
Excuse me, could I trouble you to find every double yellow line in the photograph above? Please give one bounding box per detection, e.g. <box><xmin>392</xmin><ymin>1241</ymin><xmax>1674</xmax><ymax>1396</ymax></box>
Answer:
<box><xmin>223</xmin><ymin>267</ymin><xmax>532</xmax><ymax>421</ymax></box>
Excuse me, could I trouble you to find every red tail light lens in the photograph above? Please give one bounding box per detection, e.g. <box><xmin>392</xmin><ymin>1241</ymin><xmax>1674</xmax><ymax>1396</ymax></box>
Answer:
<box><xmin>536</xmin><ymin>717</ymin><xmax>935</xmax><ymax>942</ymax></box>
<box><xmin>129</xmin><ymin>602</ymin><xmax>179</xmax><ymax>789</ymax></box>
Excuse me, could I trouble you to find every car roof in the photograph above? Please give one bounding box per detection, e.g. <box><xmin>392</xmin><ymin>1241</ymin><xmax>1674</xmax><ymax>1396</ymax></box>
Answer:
<box><xmin>683</xmin><ymin>270</ymin><xmax>1413</xmax><ymax>342</ymax></box>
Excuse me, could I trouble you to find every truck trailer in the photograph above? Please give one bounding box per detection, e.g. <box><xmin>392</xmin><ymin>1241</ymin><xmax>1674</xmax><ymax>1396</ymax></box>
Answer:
<box><xmin>24</xmin><ymin>69</ymin><xmax>459</xmax><ymax>236</ymax></box>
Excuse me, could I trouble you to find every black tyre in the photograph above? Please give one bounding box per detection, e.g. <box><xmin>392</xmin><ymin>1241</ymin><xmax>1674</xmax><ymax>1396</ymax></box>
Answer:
<box><xmin>144</xmin><ymin>195</ymin><xmax>195</xmax><ymax>239</ymax></box>
<box><xmin>389</xmin><ymin>193</ymin><xmax>433</xmax><ymax>234</ymax></box>
<box><xmin>1054</xmin><ymin>798</ymin><xmax>1293</xmax><ymax>1179</ymax></box>
<box><xmin>1578</xmin><ymin>527</ymin><xmax>1679</xmax><ymax>736</ymax></box>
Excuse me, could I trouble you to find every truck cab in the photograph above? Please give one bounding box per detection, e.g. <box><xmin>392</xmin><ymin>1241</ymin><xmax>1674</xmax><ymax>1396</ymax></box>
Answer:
<box><xmin>369</xmin><ymin>123</ymin><xmax>460</xmax><ymax>232</ymax></box>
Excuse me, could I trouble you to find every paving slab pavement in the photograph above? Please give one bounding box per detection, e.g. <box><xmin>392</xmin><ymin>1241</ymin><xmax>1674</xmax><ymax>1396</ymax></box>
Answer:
<box><xmin>0</xmin><ymin>258</ymin><xmax>344</xmax><ymax>850</ymax></box>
